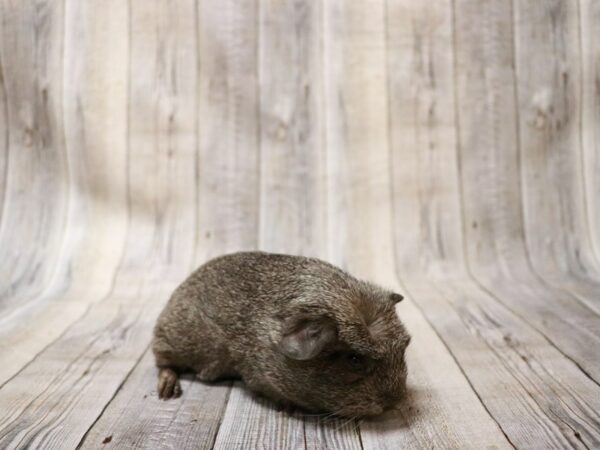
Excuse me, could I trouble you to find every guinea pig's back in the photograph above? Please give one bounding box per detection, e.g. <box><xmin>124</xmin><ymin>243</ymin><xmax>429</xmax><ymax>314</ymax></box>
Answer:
<box><xmin>154</xmin><ymin>252</ymin><xmax>301</xmax><ymax>349</ymax></box>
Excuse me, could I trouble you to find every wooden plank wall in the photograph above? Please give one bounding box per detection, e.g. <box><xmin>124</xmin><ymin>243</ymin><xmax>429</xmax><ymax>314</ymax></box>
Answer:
<box><xmin>0</xmin><ymin>0</ymin><xmax>598</xmax><ymax>448</ymax></box>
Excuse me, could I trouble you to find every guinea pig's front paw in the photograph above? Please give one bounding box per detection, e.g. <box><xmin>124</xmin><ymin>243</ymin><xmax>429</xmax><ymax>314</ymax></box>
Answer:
<box><xmin>157</xmin><ymin>367</ymin><xmax>182</xmax><ymax>399</ymax></box>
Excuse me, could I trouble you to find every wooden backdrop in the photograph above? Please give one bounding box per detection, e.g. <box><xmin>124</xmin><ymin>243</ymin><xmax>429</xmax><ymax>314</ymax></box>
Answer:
<box><xmin>0</xmin><ymin>0</ymin><xmax>599</xmax><ymax>448</ymax></box>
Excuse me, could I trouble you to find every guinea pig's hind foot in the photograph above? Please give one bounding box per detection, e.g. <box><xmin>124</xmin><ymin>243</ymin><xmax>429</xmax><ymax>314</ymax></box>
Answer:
<box><xmin>157</xmin><ymin>367</ymin><xmax>182</xmax><ymax>399</ymax></box>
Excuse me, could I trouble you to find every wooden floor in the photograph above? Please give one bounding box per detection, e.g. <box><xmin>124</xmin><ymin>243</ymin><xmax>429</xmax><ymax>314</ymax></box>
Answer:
<box><xmin>1</xmin><ymin>0</ymin><xmax>599</xmax><ymax>448</ymax></box>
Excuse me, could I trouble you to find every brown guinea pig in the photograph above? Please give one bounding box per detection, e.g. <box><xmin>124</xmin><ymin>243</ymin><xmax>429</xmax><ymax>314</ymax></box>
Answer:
<box><xmin>152</xmin><ymin>251</ymin><xmax>411</xmax><ymax>417</ymax></box>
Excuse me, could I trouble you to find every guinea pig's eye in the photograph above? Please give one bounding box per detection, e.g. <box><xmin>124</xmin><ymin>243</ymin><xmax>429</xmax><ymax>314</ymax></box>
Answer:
<box><xmin>346</xmin><ymin>353</ymin><xmax>364</xmax><ymax>368</ymax></box>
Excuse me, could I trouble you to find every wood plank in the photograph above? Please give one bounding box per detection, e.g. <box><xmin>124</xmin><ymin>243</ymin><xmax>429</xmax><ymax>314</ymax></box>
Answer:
<box><xmin>0</xmin><ymin>274</ymin><xmax>180</xmax><ymax>449</ymax></box>
<box><xmin>0</xmin><ymin>12</ymin><xmax>7</xmax><ymax>228</ymax></box>
<box><xmin>304</xmin><ymin>417</ymin><xmax>362</xmax><ymax>450</ymax></box>
<box><xmin>213</xmin><ymin>384</ymin><xmax>306</xmax><ymax>450</ymax></box>
<box><xmin>322</xmin><ymin>0</ymin><xmax>394</xmax><ymax>276</ymax></box>
<box><xmin>182</xmin><ymin>0</ymin><xmax>265</xmax><ymax>446</ymax></box>
<box><xmin>212</xmin><ymin>0</ymin><xmax>331</xmax><ymax>447</ymax></box>
<box><xmin>319</xmin><ymin>1</ymin><xmax>393</xmax><ymax>448</ymax></box>
<box><xmin>195</xmin><ymin>0</ymin><xmax>261</xmax><ymax>260</ymax></box>
<box><xmin>0</xmin><ymin>0</ymin><xmax>598</xmax><ymax>449</ymax></box>
<box><xmin>384</xmin><ymin>0</ymin><xmax>465</xmax><ymax>279</ymax></box>
<box><xmin>258</xmin><ymin>0</ymin><xmax>327</xmax><ymax>259</ymax></box>
<box><xmin>510</xmin><ymin>0</ymin><xmax>600</xmax><ymax>318</ymax></box>
<box><xmin>80</xmin><ymin>350</ymin><xmax>230</xmax><ymax>450</ymax></box>
<box><xmin>0</xmin><ymin>0</ymin><xmax>69</xmax><ymax>315</ymax></box>
<box><xmin>0</xmin><ymin>0</ymin><xmax>130</xmax><ymax>387</ymax></box>
<box><xmin>0</xmin><ymin>0</ymin><xmax>199</xmax><ymax>446</ymax></box>
<box><xmin>452</xmin><ymin>0</ymin><xmax>600</xmax><ymax>387</ymax></box>
<box><xmin>580</xmin><ymin>0</ymin><xmax>600</xmax><ymax>264</ymax></box>
<box><xmin>414</xmin><ymin>277</ymin><xmax>600</xmax><ymax>448</ymax></box>
<box><xmin>322</xmin><ymin>1</ymin><xmax>511</xmax><ymax>448</ymax></box>
<box><xmin>514</xmin><ymin>0</ymin><xmax>600</xmax><ymax>279</ymax></box>
<box><xmin>254</xmin><ymin>0</ymin><xmax>364</xmax><ymax>444</ymax></box>
<box><xmin>78</xmin><ymin>0</ymin><xmax>238</xmax><ymax>447</ymax></box>
<box><xmin>392</xmin><ymin>0</ymin><xmax>600</xmax><ymax>447</ymax></box>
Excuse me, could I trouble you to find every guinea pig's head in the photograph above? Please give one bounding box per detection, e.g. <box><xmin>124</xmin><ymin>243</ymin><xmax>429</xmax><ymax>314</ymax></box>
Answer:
<box><xmin>273</xmin><ymin>285</ymin><xmax>411</xmax><ymax>418</ymax></box>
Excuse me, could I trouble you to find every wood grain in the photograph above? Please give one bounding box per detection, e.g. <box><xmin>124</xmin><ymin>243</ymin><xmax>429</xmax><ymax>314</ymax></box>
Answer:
<box><xmin>580</xmin><ymin>0</ymin><xmax>600</xmax><ymax>263</ymax></box>
<box><xmin>258</xmin><ymin>0</ymin><xmax>327</xmax><ymax>258</ymax></box>
<box><xmin>0</xmin><ymin>0</ymin><xmax>130</xmax><ymax>387</ymax></box>
<box><xmin>0</xmin><ymin>0</ymin><xmax>68</xmax><ymax>316</ymax></box>
<box><xmin>388</xmin><ymin>0</ymin><xmax>600</xmax><ymax>448</ymax></box>
<box><xmin>193</xmin><ymin>0</ymin><xmax>266</xmax><ymax>446</ymax></box>
<box><xmin>0</xmin><ymin>0</ymin><xmax>598</xmax><ymax>448</ymax></box>
<box><xmin>0</xmin><ymin>0</ymin><xmax>197</xmax><ymax>447</ymax></box>
<box><xmin>80</xmin><ymin>350</ymin><xmax>230</xmax><ymax>450</ymax></box>
<box><xmin>323</xmin><ymin>1</ymin><xmax>511</xmax><ymax>448</ymax></box>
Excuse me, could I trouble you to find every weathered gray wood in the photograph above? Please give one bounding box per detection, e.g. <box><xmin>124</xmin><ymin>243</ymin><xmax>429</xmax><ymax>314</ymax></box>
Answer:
<box><xmin>453</xmin><ymin>0</ymin><xmax>600</xmax><ymax>383</ymax></box>
<box><xmin>385</xmin><ymin>0</ymin><xmax>465</xmax><ymax>279</ymax></box>
<box><xmin>193</xmin><ymin>0</ymin><xmax>268</xmax><ymax>447</ymax></box>
<box><xmin>78</xmin><ymin>0</ymin><xmax>237</xmax><ymax>448</ymax></box>
<box><xmin>511</xmin><ymin>0</ymin><xmax>600</xmax><ymax>321</ymax></box>
<box><xmin>580</xmin><ymin>0</ymin><xmax>600</xmax><ymax>263</ymax></box>
<box><xmin>258</xmin><ymin>0</ymin><xmax>326</xmax><ymax>259</ymax></box>
<box><xmin>0</xmin><ymin>0</ymin><xmax>198</xmax><ymax>447</ymax></box>
<box><xmin>512</xmin><ymin>0</ymin><xmax>600</xmax><ymax>343</ymax></box>
<box><xmin>304</xmin><ymin>417</ymin><xmax>362</xmax><ymax>450</ymax></box>
<box><xmin>0</xmin><ymin>0</ymin><xmax>130</xmax><ymax>387</ymax></box>
<box><xmin>322</xmin><ymin>1</ymin><xmax>512</xmax><ymax>448</ymax></box>
<box><xmin>0</xmin><ymin>276</ymin><xmax>178</xmax><ymax>449</ymax></box>
<box><xmin>213</xmin><ymin>384</ymin><xmax>306</xmax><ymax>450</ymax></box>
<box><xmin>514</xmin><ymin>0</ymin><xmax>599</xmax><ymax>280</ymax></box>
<box><xmin>0</xmin><ymin>10</ymin><xmax>7</xmax><ymax>229</ymax></box>
<box><xmin>422</xmin><ymin>0</ymin><xmax>600</xmax><ymax>447</ymax></box>
<box><xmin>320</xmin><ymin>2</ymin><xmax>389</xmax><ymax>448</ymax></box>
<box><xmin>234</xmin><ymin>0</ymin><xmax>330</xmax><ymax>447</ymax></box>
<box><xmin>195</xmin><ymin>0</ymin><xmax>261</xmax><ymax>260</ymax></box>
<box><xmin>0</xmin><ymin>0</ymin><xmax>68</xmax><ymax>314</ymax></box>
<box><xmin>0</xmin><ymin>0</ymin><xmax>599</xmax><ymax>449</ymax></box>
<box><xmin>80</xmin><ymin>350</ymin><xmax>230</xmax><ymax>450</ymax></box>
<box><xmin>385</xmin><ymin>1</ymin><xmax>600</xmax><ymax>449</ymax></box>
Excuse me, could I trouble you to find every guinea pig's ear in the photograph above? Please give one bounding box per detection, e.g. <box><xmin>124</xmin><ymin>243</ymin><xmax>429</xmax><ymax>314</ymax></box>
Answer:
<box><xmin>278</xmin><ymin>316</ymin><xmax>337</xmax><ymax>360</ymax></box>
<box><xmin>390</xmin><ymin>292</ymin><xmax>404</xmax><ymax>304</ymax></box>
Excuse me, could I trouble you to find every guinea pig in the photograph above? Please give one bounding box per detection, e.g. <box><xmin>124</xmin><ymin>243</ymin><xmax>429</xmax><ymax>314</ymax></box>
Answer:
<box><xmin>152</xmin><ymin>251</ymin><xmax>411</xmax><ymax>417</ymax></box>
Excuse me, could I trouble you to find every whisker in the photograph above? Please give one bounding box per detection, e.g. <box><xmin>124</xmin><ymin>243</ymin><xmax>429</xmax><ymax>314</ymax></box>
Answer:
<box><xmin>334</xmin><ymin>416</ymin><xmax>356</xmax><ymax>432</ymax></box>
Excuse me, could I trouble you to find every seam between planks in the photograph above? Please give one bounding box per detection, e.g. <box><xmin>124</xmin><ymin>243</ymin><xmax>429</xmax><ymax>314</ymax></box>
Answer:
<box><xmin>74</xmin><ymin>342</ymin><xmax>152</xmax><ymax>449</ymax></box>
<box><xmin>574</xmin><ymin>0</ymin><xmax>600</xmax><ymax>272</ymax></box>
<box><xmin>74</xmin><ymin>0</ymin><xmax>211</xmax><ymax>443</ymax></box>
<box><xmin>255</xmin><ymin>0</ymin><xmax>263</xmax><ymax>250</ymax></box>
<box><xmin>0</xmin><ymin>17</ymin><xmax>10</xmax><ymax>242</ymax></box>
<box><xmin>463</xmin><ymin>271</ymin><xmax>600</xmax><ymax>388</ymax></box>
<box><xmin>0</xmin><ymin>225</ymin><xmax>130</xmax><ymax>392</ymax></box>
<box><xmin>192</xmin><ymin>0</ymin><xmax>201</xmax><ymax>267</ymax></box>
<box><xmin>0</xmin><ymin>0</ymin><xmax>72</xmax><ymax>318</ymax></box>
<box><xmin>446</xmin><ymin>0</ymin><xmax>519</xmax><ymax>446</ymax></box>
<box><xmin>412</xmin><ymin>280</ymin><xmax>518</xmax><ymax>449</ymax></box>
<box><xmin>207</xmin><ymin>382</ymin><xmax>234</xmax><ymax>450</ymax></box>
<box><xmin>450</xmin><ymin>1</ymin><xmax>600</xmax><ymax>444</ymax></box>
<box><xmin>430</xmin><ymin>280</ymin><xmax>577</xmax><ymax>449</ymax></box>
<box><xmin>317</xmin><ymin>0</ymin><xmax>328</xmax><ymax>265</ymax></box>
<box><xmin>453</xmin><ymin>0</ymin><xmax>600</xmax><ymax>392</ymax></box>
<box><xmin>382</xmin><ymin>2</ymin><xmax>515</xmax><ymax>444</ymax></box>
<box><xmin>515</xmin><ymin>0</ymin><xmax>600</xmax><ymax>326</ymax></box>
<box><xmin>510</xmin><ymin>0</ymin><xmax>600</xmax><ymax>319</ymax></box>
<box><xmin>208</xmin><ymin>0</ymin><xmax>264</xmax><ymax>447</ymax></box>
